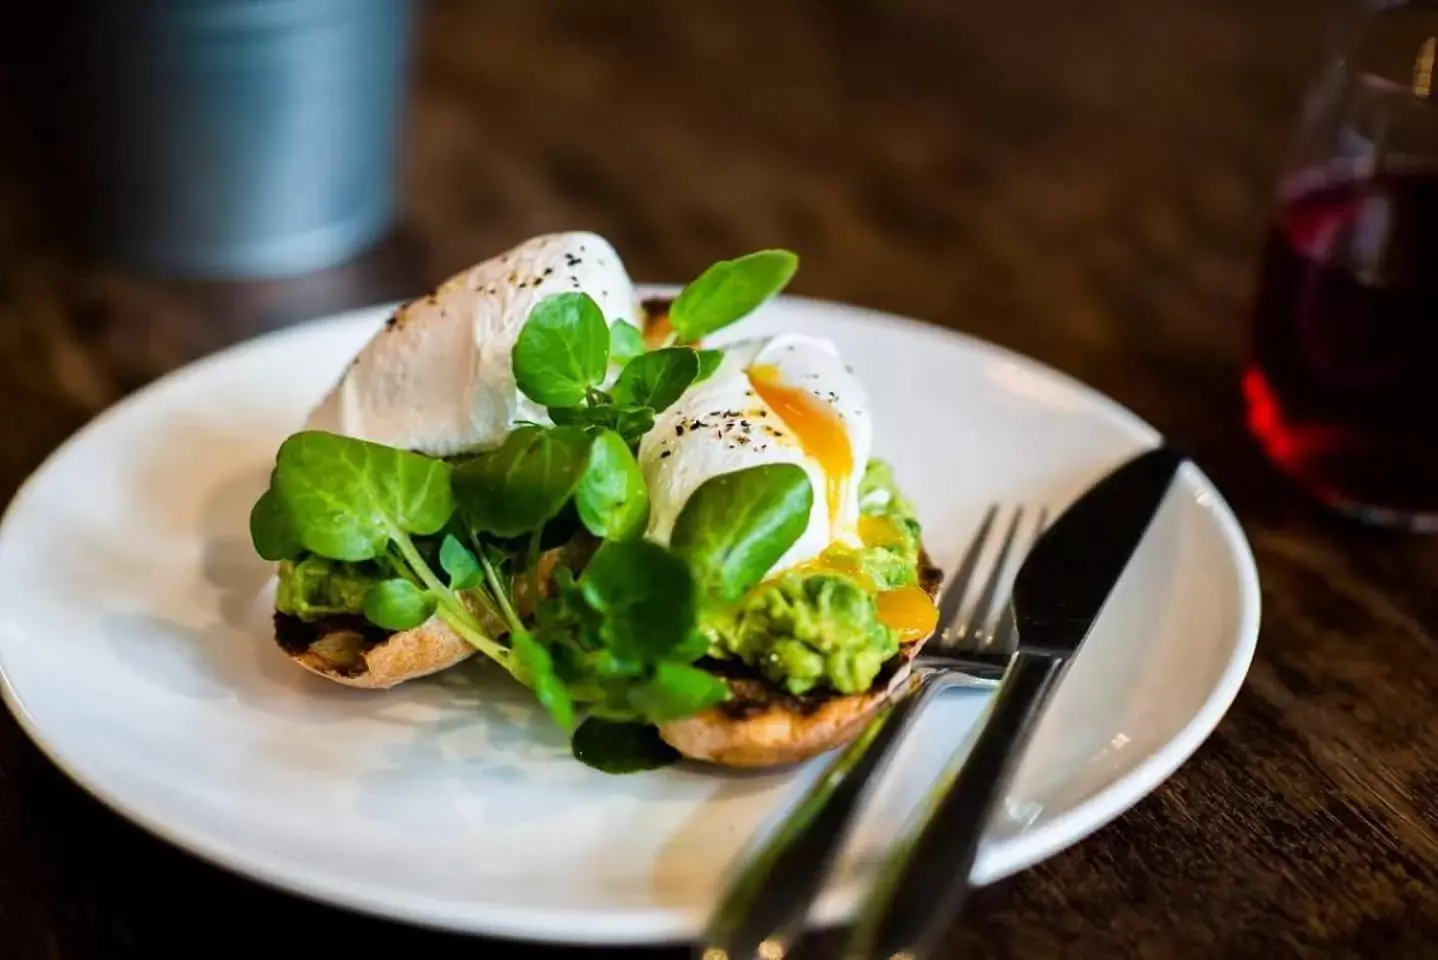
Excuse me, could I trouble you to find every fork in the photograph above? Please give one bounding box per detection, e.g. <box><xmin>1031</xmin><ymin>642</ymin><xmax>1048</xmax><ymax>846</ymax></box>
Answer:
<box><xmin>697</xmin><ymin>504</ymin><xmax>1047</xmax><ymax>960</ymax></box>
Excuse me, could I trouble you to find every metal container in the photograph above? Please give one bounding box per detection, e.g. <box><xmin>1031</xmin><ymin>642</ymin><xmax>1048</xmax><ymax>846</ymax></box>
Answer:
<box><xmin>67</xmin><ymin>0</ymin><xmax>413</xmax><ymax>278</ymax></box>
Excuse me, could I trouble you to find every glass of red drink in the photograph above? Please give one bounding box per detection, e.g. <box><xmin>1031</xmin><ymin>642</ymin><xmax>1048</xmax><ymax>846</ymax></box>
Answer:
<box><xmin>1245</xmin><ymin>1</ymin><xmax>1438</xmax><ymax>529</ymax></box>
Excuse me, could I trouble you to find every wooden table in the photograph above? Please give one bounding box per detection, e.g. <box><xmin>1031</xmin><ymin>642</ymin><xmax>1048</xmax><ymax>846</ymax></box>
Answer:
<box><xmin>4</xmin><ymin>1</ymin><xmax>1437</xmax><ymax>956</ymax></box>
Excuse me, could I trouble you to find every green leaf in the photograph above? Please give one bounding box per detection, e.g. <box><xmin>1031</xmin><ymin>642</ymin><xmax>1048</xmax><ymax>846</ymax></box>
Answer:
<box><xmin>580</xmin><ymin>540</ymin><xmax>697</xmax><ymax>660</ymax></box>
<box><xmin>250</xmin><ymin>485</ymin><xmax>303</xmax><ymax>561</ymax></box>
<box><xmin>669</xmin><ymin>250</ymin><xmax>798</xmax><ymax>342</ymax></box>
<box><xmin>571</xmin><ymin>718</ymin><xmax>680</xmax><ymax>774</ymax></box>
<box><xmin>695</xmin><ymin>349</ymin><xmax>725</xmax><ymax>383</ymax></box>
<box><xmin>548</xmin><ymin>404</ymin><xmax>658</xmax><ymax>448</ymax></box>
<box><xmin>592</xmin><ymin>650</ymin><xmax>645</xmax><ymax>679</ymax></box>
<box><xmin>616</xmin><ymin>407</ymin><xmax>656</xmax><ymax>447</ymax></box>
<box><xmin>362</xmin><ymin>578</ymin><xmax>437</xmax><ymax>631</ymax></box>
<box><xmin>548</xmin><ymin>403</ymin><xmax>607</xmax><ymax>429</ymax></box>
<box><xmin>274</xmin><ymin>431</ymin><xmax>454</xmax><ymax>562</ymax></box>
<box><xmin>611</xmin><ymin>348</ymin><xmax>699</xmax><ymax>413</ymax></box>
<box><xmin>512</xmin><ymin>630</ymin><xmax>575</xmax><ymax>732</ymax></box>
<box><xmin>627</xmin><ymin>662</ymin><xmax>730</xmax><ymax>722</ymax></box>
<box><xmin>512</xmin><ymin>293</ymin><xmax>610</xmax><ymax>407</ymax></box>
<box><xmin>439</xmin><ymin>534</ymin><xmax>483</xmax><ymax>589</ymax></box>
<box><xmin>547</xmin><ymin>403</ymin><xmax>625</xmax><ymax>433</ymax></box>
<box><xmin>609</xmin><ymin>320</ymin><xmax>646</xmax><ymax>365</ymax></box>
<box><xmin>671</xmin><ymin>628</ymin><xmax>711</xmax><ymax>664</ymax></box>
<box><xmin>575</xmin><ymin>430</ymin><xmax>650</xmax><ymax>540</ymax></box>
<box><xmin>454</xmin><ymin>426</ymin><xmax>591</xmax><ymax>538</ymax></box>
<box><xmin>670</xmin><ymin>463</ymin><xmax>814</xmax><ymax>601</ymax></box>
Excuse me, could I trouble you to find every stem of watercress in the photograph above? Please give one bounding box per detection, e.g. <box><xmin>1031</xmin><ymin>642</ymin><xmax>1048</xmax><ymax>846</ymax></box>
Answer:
<box><xmin>479</xmin><ymin>545</ymin><xmax>527</xmax><ymax>638</ymax></box>
<box><xmin>527</xmin><ymin>526</ymin><xmax>544</xmax><ymax>617</ymax></box>
<box><xmin>388</xmin><ymin>526</ymin><xmax>512</xmax><ymax>666</ymax></box>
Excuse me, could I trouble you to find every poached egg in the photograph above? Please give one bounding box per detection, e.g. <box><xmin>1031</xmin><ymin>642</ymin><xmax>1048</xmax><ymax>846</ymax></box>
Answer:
<box><xmin>307</xmin><ymin>231</ymin><xmax>640</xmax><ymax>456</ymax></box>
<box><xmin>639</xmin><ymin>332</ymin><xmax>937</xmax><ymax>642</ymax></box>
<box><xmin>639</xmin><ymin>333</ymin><xmax>873</xmax><ymax>572</ymax></box>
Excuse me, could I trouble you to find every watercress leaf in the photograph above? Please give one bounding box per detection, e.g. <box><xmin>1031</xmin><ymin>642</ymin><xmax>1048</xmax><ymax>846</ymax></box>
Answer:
<box><xmin>694</xmin><ymin>349</ymin><xmax>725</xmax><ymax>383</ymax></box>
<box><xmin>250</xmin><ymin>485</ymin><xmax>303</xmax><ymax>561</ymax></box>
<box><xmin>552</xmin><ymin>403</ymin><xmax>656</xmax><ymax>447</ymax></box>
<box><xmin>512</xmin><ymin>630</ymin><xmax>575</xmax><ymax>731</ymax></box>
<box><xmin>439</xmin><ymin>534</ymin><xmax>483</xmax><ymax>589</ymax></box>
<box><xmin>609</xmin><ymin>320</ymin><xmax>646</xmax><ymax>365</ymax></box>
<box><xmin>575</xmin><ymin>430</ymin><xmax>650</xmax><ymax>540</ymax></box>
<box><xmin>454</xmin><ymin>425</ymin><xmax>592</xmax><ymax>538</ymax></box>
<box><xmin>274</xmin><ymin>431</ymin><xmax>454</xmax><ymax>562</ymax></box>
<box><xmin>669</xmin><ymin>250</ymin><xmax>799</xmax><ymax>342</ymax></box>
<box><xmin>512</xmin><ymin>292</ymin><xmax>610</xmax><ymax>406</ymax></box>
<box><xmin>548</xmin><ymin>403</ymin><xmax>620</xmax><ymax>432</ymax></box>
<box><xmin>611</xmin><ymin>348</ymin><xmax>699</xmax><ymax>413</ymax></box>
<box><xmin>592</xmin><ymin>650</ymin><xmax>645</xmax><ymax>679</ymax></box>
<box><xmin>580</xmin><ymin>540</ymin><xmax>697</xmax><ymax>660</ymax></box>
<box><xmin>616</xmin><ymin>406</ymin><xmax>656</xmax><ymax>447</ymax></box>
<box><xmin>545</xmin><ymin>405</ymin><xmax>586</xmax><ymax>427</ymax></box>
<box><xmin>670</xmin><ymin>463</ymin><xmax>814</xmax><ymax>601</ymax></box>
<box><xmin>627</xmin><ymin>662</ymin><xmax>730</xmax><ymax>722</ymax></box>
<box><xmin>548</xmin><ymin>641</ymin><xmax>587</xmax><ymax>686</ymax></box>
<box><xmin>362</xmin><ymin>578</ymin><xmax>437</xmax><ymax>631</ymax></box>
<box><xmin>671</xmin><ymin>628</ymin><xmax>711</xmax><ymax>664</ymax></box>
<box><xmin>571</xmin><ymin>718</ymin><xmax>680</xmax><ymax>774</ymax></box>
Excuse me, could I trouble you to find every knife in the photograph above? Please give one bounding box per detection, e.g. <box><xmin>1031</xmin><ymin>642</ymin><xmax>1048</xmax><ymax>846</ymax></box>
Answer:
<box><xmin>842</xmin><ymin>442</ymin><xmax>1185</xmax><ymax>960</ymax></box>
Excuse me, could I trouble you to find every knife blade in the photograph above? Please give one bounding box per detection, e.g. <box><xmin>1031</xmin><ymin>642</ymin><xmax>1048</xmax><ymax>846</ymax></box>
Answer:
<box><xmin>1012</xmin><ymin>443</ymin><xmax>1187</xmax><ymax>656</ymax></box>
<box><xmin>843</xmin><ymin>442</ymin><xmax>1185</xmax><ymax>960</ymax></box>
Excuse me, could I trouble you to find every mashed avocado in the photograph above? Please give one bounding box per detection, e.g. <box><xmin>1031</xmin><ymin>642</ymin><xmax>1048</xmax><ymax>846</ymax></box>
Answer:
<box><xmin>856</xmin><ymin>459</ymin><xmax>922</xmax><ymax>590</ymax></box>
<box><xmin>275</xmin><ymin>556</ymin><xmax>381</xmax><ymax>622</ymax></box>
<box><xmin>700</xmin><ymin>458</ymin><xmax>924</xmax><ymax>696</ymax></box>
<box><xmin>703</xmin><ymin>572</ymin><xmax>899</xmax><ymax>695</ymax></box>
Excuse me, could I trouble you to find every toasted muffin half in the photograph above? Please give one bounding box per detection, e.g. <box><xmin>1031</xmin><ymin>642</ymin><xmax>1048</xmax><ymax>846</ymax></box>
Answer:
<box><xmin>658</xmin><ymin>550</ymin><xmax>944</xmax><ymax>767</ymax></box>
<box><xmin>274</xmin><ymin>612</ymin><xmax>476</xmax><ymax>690</ymax></box>
<box><xmin>272</xmin><ymin>543</ymin><xmax>581</xmax><ymax>690</ymax></box>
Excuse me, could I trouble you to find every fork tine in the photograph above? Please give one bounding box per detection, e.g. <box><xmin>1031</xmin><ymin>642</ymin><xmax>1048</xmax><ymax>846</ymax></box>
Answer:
<box><xmin>988</xmin><ymin>506</ymin><xmax>1049</xmax><ymax>654</ymax></box>
<box><xmin>966</xmin><ymin>507</ymin><xmax>1025</xmax><ymax>652</ymax></box>
<box><xmin>934</xmin><ymin>505</ymin><xmax>998</xmax><ymax>644</ymax></box>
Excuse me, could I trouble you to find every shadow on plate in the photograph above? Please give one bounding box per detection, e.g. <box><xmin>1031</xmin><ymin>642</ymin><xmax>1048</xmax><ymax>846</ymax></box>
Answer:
<box><xmin>198</xmin><ymin>461</ymin><xmax>274</xmax><ymax>629</ymax></box>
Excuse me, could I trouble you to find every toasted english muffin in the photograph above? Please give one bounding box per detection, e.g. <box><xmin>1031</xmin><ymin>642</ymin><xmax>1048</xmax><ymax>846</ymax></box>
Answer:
<box><xmin>275</xmin><ymin>613</ymin><xmax>476</xmax><ymax>690</ymax></box>
<box><xmin>273</xmin><ymin>544</ymin><xmax>579</xmax><ymax>690</ymax></box>
<box><xmin>658</xmin><ymin>549</ymin><xmax>943</xmax><ymax>767</ymax></box>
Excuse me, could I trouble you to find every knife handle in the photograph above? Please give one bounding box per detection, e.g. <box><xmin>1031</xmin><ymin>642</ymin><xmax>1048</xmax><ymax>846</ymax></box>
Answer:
<box><xmin>844</xmin><ymin>651</ymin><xmax>1066</xmax><ymax>960</ymax></box>
<box><xmin>698</xmin><ymin>668</ymin><xmax>985</xmax><ymax>960</ymax></box>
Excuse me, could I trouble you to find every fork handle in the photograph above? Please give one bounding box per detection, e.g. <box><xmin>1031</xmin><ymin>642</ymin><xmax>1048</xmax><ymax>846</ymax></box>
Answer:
<box><xmin>696</xmin><ymin>668</ymin><xmax>971</xmax><ymax>960</ymax></box>
<box><xmin>843</xmin><ymin>651</ymin><xmax>1066</xmax><ymax>960</ymax></box>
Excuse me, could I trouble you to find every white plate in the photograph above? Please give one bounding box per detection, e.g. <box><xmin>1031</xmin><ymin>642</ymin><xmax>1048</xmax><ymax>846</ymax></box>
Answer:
<box><xmin>0</xmin><ymin>293</ymin><xmax>1259</xmax><ymax>945</ymax></box>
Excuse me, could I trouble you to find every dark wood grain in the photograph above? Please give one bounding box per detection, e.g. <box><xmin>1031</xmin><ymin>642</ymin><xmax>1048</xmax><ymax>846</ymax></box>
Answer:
<box><xmin>3</xmin><ymin>0</ymin><xmax>1437</xmax><ymax>957</ymax></box>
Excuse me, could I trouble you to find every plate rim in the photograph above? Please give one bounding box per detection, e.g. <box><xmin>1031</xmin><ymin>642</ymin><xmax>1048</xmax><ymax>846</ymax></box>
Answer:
<box><xmin>0</xmin><ymin>291</ymin><xmax>1261</xmax><ymax>944</ymax></box>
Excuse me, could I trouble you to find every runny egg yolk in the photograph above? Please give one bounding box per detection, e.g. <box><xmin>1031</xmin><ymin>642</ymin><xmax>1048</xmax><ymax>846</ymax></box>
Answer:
<box><xmin>745</xmin><ymin>363</ymin><xmax>939</xmax><ymax>644</ymax></box>
<box><xmin>746</xmin><ymin>363</ymin><xmax>852</xmax><ymax>529</ymax></box>
<box><xmin>790</xmin><ymin>516</ymin><xmax>941</xmax><ymax>644</ymax></box>
<box><xmin>644</xmin><ymin>311</ymin><xmax>673</xmax><ymax>348</ymax></box>
<box><xmin>876</xmin><ymin>585</ymin><xmax>940</xmax><ymax>643</ymax></box>
<box><xmin>857</xmin><ymin>514</ymin><xmax>905</xmax><ymax>549</ymax></box>
<box><xmin>860</xmin><ymin>517</ymin><xmax>940</xmax><ymax>642</ymax></box>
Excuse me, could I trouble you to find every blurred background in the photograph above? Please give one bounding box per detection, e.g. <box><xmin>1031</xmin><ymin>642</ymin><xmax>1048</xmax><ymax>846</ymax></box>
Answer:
<box><xmin>0</xmin><ymin>0</ymin><xmax>1329</xmax><ymax>500</ymax></box>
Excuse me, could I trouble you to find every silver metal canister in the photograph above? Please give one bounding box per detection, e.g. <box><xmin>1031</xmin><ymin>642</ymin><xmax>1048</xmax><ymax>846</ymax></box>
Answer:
<box><xmin>67</xmin><ymin>0</ymin><xmax>414</xmax><ymax>278</ymax></box>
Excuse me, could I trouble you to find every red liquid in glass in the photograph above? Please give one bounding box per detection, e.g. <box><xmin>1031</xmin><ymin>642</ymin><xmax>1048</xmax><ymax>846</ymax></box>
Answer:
<box><xmin>1244</xmin><ymin>168</ymin><xmax>1438</xmax><ymax>520</ymax></box>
